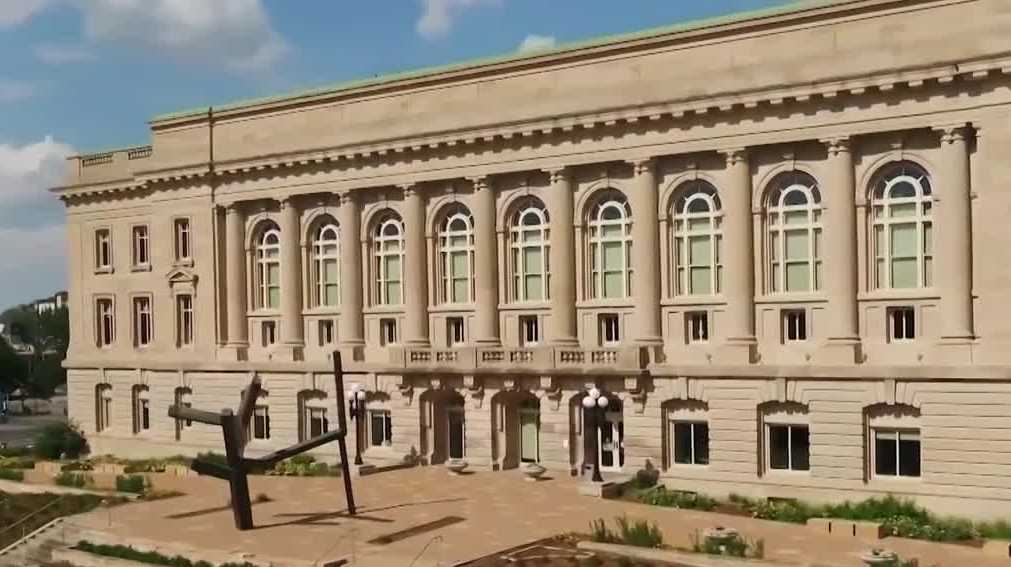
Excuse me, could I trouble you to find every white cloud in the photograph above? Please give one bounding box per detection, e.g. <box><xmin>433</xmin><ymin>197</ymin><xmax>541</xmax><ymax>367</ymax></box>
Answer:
<box><xmin>417</xmin><ymin>0</ymin><xmax>498</xmax><ymax>40</ymax></box>
<box><xmin>0</xmin><ymin>80</ymin><xmax>36</xmax><ymax>103</ymax></box>
<box><xmin>0</xmin><ymin>0</ymin><xmax>52</xmax><ymax>29</ymax></box>
<box><xmin>75</xmin><ymin>0</ymin><xmax>289</xmax><ymax>73</ymax></box>
<box><xmin>518</xmin><ymin>34</ymin><xmax>556</xmax><ymax>54</ymax></box>
<box><xmin>0</xmin><ymin>137</ymin><xmax>74</xmax><ymax>309</ymax></box>
<box><xmin>33</xmin><ymin>42</ymin><xmax>96</xmax><ymax>64</ymax></box>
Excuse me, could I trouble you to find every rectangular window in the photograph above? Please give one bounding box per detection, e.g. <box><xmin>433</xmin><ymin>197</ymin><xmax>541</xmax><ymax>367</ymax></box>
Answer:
<box><xmin>370</xmin><ymin>410</ymin><xmax>393</xmax><ymax>447</ymax></box>
<box><xmin>96</xmin><ymin>298</ymin><xmax>115</xmax><ymax>347</ymax></box>
<box><xmin>318</xmin><ymin>319</ymin><xmax>335</xmax><ymax>347</ymax></box>
<box><xmin>96</xmin><ymin>387</ymin><xmax>112</xmax><ymax>432</ymax></box>
<box><xmin>672</xmin><ymin>421</ymin><xmax>709</xmax><ymax>465</ymax></box>
<box><xmin>768</xmin><ymin>424</ymin><xmax>810</xmax><ymax>471</ymax></box>
<box><xmin>95</xmin><ymin>228</ymin><xmax>112</xmax><ymax>270</ymax></box>
<box><xmin>686</xmin><ymin>311</ymin><xmax>709</xmax><ymax>344</ymax></box>
<box><xmin>520</xmin><ymin>315</ymin><xmax>540</xmax><ymax>347</ymax></box>
<box><xmin>306</xmin><ymin>407</ymin><xmax>328</xmax><ymax>439</ymax></box>
<box><xmin>131</xmin><ymin>225</ymin><xmax>150</xmax><ymax>268</ymax></box>
<box><xmin>782</xmin><ymin>309</ymin><xmax>807</xmax><ymax>342</ymax></box>
<box><xmin>174</xmin><ymin>218</ymin><xmax>192</xmax><ymax>262</ymax></box>
<box><xmin>599</xmin><ymin>313</ymin><xmax>620</xmax><ymax>346</ymax></box>
<box><xmin>447</xmin><ymin>317</ymin><xmax>465</xmax><ymax>347</ymax></box>
<box><xmin>132</xmin><ymin>296</ymin><xmax>153</xmax><ymax>347</ymax></box>
<box><xmin>261</xmin><ymin>321</ymin><xmax>277</xmax><ymax>347</ymax></box>
<box><xmin>176</xmin><ymin>295</ymin><xmax>194</xmax><ymax>347</ymax></box>
<box><xmin>379</xmin><ymin>318</ymin><xmax>398</xmax><ymax>346</ymax></box>
<box><xmin>251</xmin><ymin>406</ymin><xmax>270</xmax><ymax>440</ymax></box>
<box><xmin>888</xmin><ymin>307</ymin><xmax>916</xmax><ymax>342</ymax></box>
<box><xmin>134</xmin><ymin>397</ymin><xmax>150</xmax><ymax>433</ymax></box>
<box><xmin>874</xmin><ymin>429</ymin><xmax>921</xmax><ymax>478</ymax></box>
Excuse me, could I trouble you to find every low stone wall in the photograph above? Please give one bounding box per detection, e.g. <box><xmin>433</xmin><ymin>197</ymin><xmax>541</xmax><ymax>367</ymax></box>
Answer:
<box><xmin>806</xmin><ymin>517</ymin><xmax>884</xmax><ymax>540</ymax></box>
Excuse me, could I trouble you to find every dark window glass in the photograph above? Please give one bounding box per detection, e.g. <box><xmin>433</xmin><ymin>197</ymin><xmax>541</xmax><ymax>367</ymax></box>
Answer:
<box><xmin>898</xmin><ymin>435</ymin><xmax>921</xmax><ymax>477</ymax></box>
<box><xmin>141</xmin><ymin>402</ymin><xmax>150</xmax><ymax>430</ymax></box>
<box><xmin>370</xmin><ymin>412</ymin><xmax>385</xmax><ymax>446</ymax></box>
<box><xmin>875</xmin><ymin>432</ymin><xmax>898</xmax><ymax>476</ymax></box>
<box><xmin>791</xmin><ymin>426</ymin><xmax>810</xmax><ymax>471</ymax></box>
<box><xmin>694</xmin><ymin>423</ymin><xmax>710</xmax><ymax>465</ymax></box>
<box><xmin>769</xmin><ymin>425</ymin><xmax>790</xmax><ymax>470</ymax></box>
<box><xmin>673</xmin><ymin>422</ymin><xmax>693</xmax><ymax>464</ymax></box>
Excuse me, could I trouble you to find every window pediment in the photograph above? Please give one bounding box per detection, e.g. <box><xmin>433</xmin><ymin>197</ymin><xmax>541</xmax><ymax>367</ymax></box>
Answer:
<box><xmin>166</xmin><ymin>268</ymin><xmax>198</xmax><ymax>291</ymax></box>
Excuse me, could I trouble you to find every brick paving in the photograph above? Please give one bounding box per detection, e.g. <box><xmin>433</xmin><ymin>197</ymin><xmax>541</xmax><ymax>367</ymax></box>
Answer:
<box><xmin>67</xmin><ymin>467</ymin><xmax>1011</xmax><ymax>566</ymax></box>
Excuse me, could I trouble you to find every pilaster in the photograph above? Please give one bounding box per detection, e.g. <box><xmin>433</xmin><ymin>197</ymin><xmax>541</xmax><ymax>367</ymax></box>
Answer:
<box><xmin>222</xmin><ymin>203</ymin><xmax>248</xmax><ymax>361</ymax></box>
<box><xmin>338</xmin><ymin>191</ymin><xmax>365</xmax><ymax>354</ymax></box>
<box><xmin>545</xmin><ymin>167</ymin><xmax>579</xmax><ymax>346</ymax></box>
<box><xmin>472</xmin><ymin>177</ymin><xmax>501</xmax><ymax>346</ymax></box>
<box><xmin>628</xmin><ymin>158</ymin><xmax>663</xmax><ymax>346</ymax></box>
<box><xmin>717</xmin><ymin>148</ymin><xmax>757</xmax><ymax>363</ymax></box>
<box><xmin>402</xmin><ymin>184</ymin><xmax>431</xmax><ymax>347</ymax></box>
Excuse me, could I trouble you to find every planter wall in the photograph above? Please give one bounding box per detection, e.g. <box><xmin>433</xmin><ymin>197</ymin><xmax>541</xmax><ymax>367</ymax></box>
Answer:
<box><xmin>807</xmin><ymin>518</ymin><xmax>884</xmax><ymax>540</ymax></box>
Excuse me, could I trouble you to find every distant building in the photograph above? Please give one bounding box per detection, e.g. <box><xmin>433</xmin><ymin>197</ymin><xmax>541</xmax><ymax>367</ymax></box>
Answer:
<box><xmin>34</xmin><ymin>291</ymin><xmax>69</xmax><ymax>315</ymax></box>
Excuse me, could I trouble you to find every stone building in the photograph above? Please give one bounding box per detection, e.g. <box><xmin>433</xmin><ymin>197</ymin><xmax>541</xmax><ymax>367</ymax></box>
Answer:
<box><xmin>54</xmin><ymin>0</ymin><xmax>1011</xmax><ymax>518</ymax></box>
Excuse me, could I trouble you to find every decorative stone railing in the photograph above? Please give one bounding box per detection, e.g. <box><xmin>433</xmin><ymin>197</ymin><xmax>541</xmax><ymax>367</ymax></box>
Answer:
<box><xmin>388</xmin><ymin>345</ymin><xmax>644</xmax><ymax>371</ymax></box>
<box><xmin>68</xmin><ymin>145</ymin><xmax>154</xmax><ymax>186</ymax></box>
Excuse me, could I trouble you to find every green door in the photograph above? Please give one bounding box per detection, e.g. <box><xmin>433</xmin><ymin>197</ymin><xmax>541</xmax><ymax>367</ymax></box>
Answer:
<box><xmin>519</xmin><ymin>410</ymin><xmax>539</xmax><ymax>463</ymax></box>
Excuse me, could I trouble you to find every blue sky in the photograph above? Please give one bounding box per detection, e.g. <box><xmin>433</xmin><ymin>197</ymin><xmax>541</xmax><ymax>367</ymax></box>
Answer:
<box><xmin>0</xmin><ymin>0</ymin><xmax>789</xmax><ymax>309</ymax></box>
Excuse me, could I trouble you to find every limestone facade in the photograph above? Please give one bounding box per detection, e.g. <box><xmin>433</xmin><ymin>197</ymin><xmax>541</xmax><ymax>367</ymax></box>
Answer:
<box><xmin>54</xmin><ymin>0</ymin><xmax>1011</xmax><ymax>518</ymax></box>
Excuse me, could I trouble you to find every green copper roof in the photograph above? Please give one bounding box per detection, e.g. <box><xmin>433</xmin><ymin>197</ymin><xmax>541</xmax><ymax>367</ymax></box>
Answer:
<box><xmin>152</xmin><ymin>0</ymin><xmax>837</xmax><ymax>123</ymax></box>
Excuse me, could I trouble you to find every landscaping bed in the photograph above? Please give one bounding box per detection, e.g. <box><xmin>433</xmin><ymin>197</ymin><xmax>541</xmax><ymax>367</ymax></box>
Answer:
<box><xmin>0</xmin><ymin>491</ymin><xmax>126</xmax><ymax>549</ymax></box>
<box><xmin>618</xmin><ymin>478</ymin><xmax>1011</xmax><ymax>545</ymax></box>
<box><xmin>459</xmin><ymin>534</ymin><xmax>693</xmax><ymax>567</ymax></box>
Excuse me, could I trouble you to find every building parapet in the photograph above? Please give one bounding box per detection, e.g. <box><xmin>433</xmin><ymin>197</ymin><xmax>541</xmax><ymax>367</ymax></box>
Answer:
<box><xmin>66</xmin><ymin>145</ymin><xmax>154</xmax><ymax>187</ymax></box>
<box><xmin>386</xmin><ymin>346</ymin><xmax>648</xmax><ymax>374</ymax></box>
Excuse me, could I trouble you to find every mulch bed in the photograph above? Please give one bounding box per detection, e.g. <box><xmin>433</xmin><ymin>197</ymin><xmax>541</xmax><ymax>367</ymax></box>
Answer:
<box><xmin>459</xmin><ymin>534</ymin><xmax>690</xmax><ymax>566</ymax></box>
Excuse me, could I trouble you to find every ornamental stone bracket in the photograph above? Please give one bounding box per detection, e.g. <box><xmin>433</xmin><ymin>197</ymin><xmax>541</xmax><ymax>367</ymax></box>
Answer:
<box><xmin>539</xmin><ymin>376</ymin><xmax>563</xmax><ymax>410</ymax></box>
<box><xmin>464</xmin><ymin>375</ymin><xmax>485</xmax><ymax>409</ymax></box>
<box><xmin>396</xmin><ymin>375</ymin><xmax>414</xmax><ymax>405</ymax></box>
<box><xmin>624</xmin><ymin>376</ymin><xmax>648</xmax><ymax>414</ymax></box>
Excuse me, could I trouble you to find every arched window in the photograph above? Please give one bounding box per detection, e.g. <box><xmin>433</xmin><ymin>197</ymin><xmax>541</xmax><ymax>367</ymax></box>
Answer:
<box><xmin>509</xmin><ymin>199</ymin><xmax>550</xmax><ymax>302</ymax></box>
<box><xmin>373</xmin><ymin>213</ymin><xmax>404</xmax><ymax>306</ymax></box>
<box><xmin>671</xmin><ymin>181</ymin><xmax>723</xmax><ymax>296</ymax></box>
<box><xmin>767</xmin><ymin>172</ymin><xmax>822</xmax><ymax>293</ymax></box>
<box><xmin>588</xmin><ymin>192</ymin><xmax>632</xmax><ymax>299</ymax></box>
<box><xmin>871</xmin><ymin>162</ymin><xmax>933</xmax><ymax>289</ymax></box>
<box><xmin>438</xmin><ymin>205</ymin><xmax>474</xmax><ymax>304</ymax></box>
<box><xmin>312</xmin><ymin>222</ymin><xmax>340</xmax><ymax>307</ymax></box>
<box><xmin>256</xmin><ymin>224</ymin><xmax>281</xmax><ymax>310</ymax></box>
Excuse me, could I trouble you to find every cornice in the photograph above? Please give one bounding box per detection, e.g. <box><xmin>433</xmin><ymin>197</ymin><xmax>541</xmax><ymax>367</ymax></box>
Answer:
<box><xmin>60</xmin><ymin>50</ymin><xmax>1011</xmax><ymax>199</ymax></box>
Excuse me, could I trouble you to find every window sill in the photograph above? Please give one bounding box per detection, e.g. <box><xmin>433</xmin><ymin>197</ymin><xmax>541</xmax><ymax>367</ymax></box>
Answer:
<box><xmin>247</xmin><ymin>311</ymin><xmax>281</xmax><ymax>319</ymax></box>
<box><xmin>173</xmin><ymin>258</ymin><xmax>195</xmax><ymax>269</ymax></box>
<box><xmin>130</xmin><ymin>264</ymin><xmax>152</xmax><ymax>273</ymax></box>
<box><xmin>498</xmin><ymin>302</ymin><xmax>550</xmax><ymax>312</ymax></box>
<box><xmin>662</xmin><ymin>296</ymin><xmax>727</xmax><ymax>308</ymax></box>
<box><xmin>428</xmin><ymin>304</ymin><xmax>476</xmax><ymax>314</ymax></box>
<box><xmin>764</xmin><ymin>469</ymin><xmax>812</xmax><ymax>477</ymax></box>
<box><xmin>94</xmin><ymin>267</ymin><xmax>114</xmax><ymax>275</ymax></box>
<box><xmin>858</xmin><ymin>290</ymin><xmax>939</xmax><ymax>302</ymax></box>
<box><xmin>755</xmin><ymin>294</ymin><xmax>827</xmax><ymax>305</ymax></box>
<box><xmin>576</xmin><ymin>300</ymin><xmax>634</xmax><ymax>309</ymax></box>
<box><xmin>364</xmin><ymin>306</ymin><xmax>405</xmax><ymax>315</ymax></box>
<box><xmin>303</xmin><ymin>308</ymin><xmax>341</xmax><ymax>316</ymax></box>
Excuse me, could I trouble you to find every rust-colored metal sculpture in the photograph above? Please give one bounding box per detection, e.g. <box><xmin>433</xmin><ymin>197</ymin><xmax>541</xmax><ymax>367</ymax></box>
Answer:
<box><xmin>168</xmin><ymin>351</ymin><xmax>362</xmax><ymax>530</ymax></box>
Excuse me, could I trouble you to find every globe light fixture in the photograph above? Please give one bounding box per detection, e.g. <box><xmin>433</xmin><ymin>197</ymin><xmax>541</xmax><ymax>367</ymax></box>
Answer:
<box><xmin>348</xmin><ymin>384</ymin><xmax>367</xmax><ymax>465</ymax></box>
<box><xmin>582</xmin><ymin>387</ymin><xmax>607</xmax><ymax>483</ymax></box>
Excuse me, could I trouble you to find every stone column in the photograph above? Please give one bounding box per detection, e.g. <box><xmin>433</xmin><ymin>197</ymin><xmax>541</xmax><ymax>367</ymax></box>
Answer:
<box><xmin>339</xmin><ymin>191</ymin><xmax>365</xmax><ymax>348</ymax></box>
<box><xmin>719</xmin><ymin>149</ymin><xmax>757</xmax><ymax>350</ymax></box>
<box><xmin>822</xmin><ymin>137</ymin><xmax>860</xmax><ymax>344</ymax></box>
<box><xmin>224</xmin><ymin>203</ymin><xmax>248</xmax><ymax>353</ymax></box>
<box><xmin>935</xmin><ymin>124</ymin><xmax>975</xmax><ymax>340</ymax></box>
<box><xmin>279</xmin><ymin>197</ymin><xmax>304</xmax><ymax>357</ymax></box>
<box><xmin>472</xmin><ymin>177</ymin><xmax>500</xmax><ymax>346</ymax></box>
<box><xmin>628</xmin><ymin>158</ymin><xmax>662</xmax><ymax>345</ymax></box>
<box><xmin>402</xmin><ymin>184</ymin><xmax>430</xmax><ymax>347</ymax></box>
<box><xmin>545</xmin><ymin>167</ymin><xmax>578</xmax><ymax>346</ymax></box>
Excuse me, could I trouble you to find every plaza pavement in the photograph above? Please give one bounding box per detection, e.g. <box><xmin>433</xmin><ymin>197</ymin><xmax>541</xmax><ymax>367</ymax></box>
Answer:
<box><xmin>65</xmin><ymin>467</ymin><xmax>1011</xmax><ymax>567</ymax></box>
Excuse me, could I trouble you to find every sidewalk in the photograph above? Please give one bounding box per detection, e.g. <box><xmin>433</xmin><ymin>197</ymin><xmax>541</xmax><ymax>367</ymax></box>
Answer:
<box><xmin>60</xmin><ymin>468</ymin><xmax>1010</xmax><ymax>567</ymax></box>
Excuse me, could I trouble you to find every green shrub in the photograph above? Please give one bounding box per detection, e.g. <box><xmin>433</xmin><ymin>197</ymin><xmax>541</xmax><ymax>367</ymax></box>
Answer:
<box><xmin>115</xmin><ymin>474</ymin><xmax>148</xmax><ymax>494</ymax></box>
<box><xmin>689</xmin><ymin>530</ymin><xmax>763</xmax><ymax>559</ymax></box>
<box><xmin>123</xmin><ymin>459</ymin><xmax>169</xmax><ymax>474</ymax></box>
<box><xmin>978</xmin><ymin>519</ymin><xmax>1011</xmax><ymax>541</ymax></box>
<box><xmin>823</xmin><ymin>495</ymin><xmax>930</xmax><ymax>523</ymax></box>
<box><xmin>0</xmin><ymin>455</ymin><xmax>35</xmax><ymax>469</ymax></box>
<box><xmin>0</xmin><ymin>446</ymin><xmax>32</xmax><ymax>458</ymax></box>
<box><xmin>54</xmin><ymin>471</ymin><xmax>89</xmax><ymax>488</ymax></box>
<box><xmin>72</xmin><ymin>540</ymin><xmax>259</xmax><ymax>567</ymax></box>
<box><xmin>636</xmin><ymin>487</ymin><xmax>717</xmax><ymax>511</ymax></box>
<box><xmin>589</xmin><ymin>518</ymin><xmax>617</xmax><ymax>543</ymax></box>
<box><xmin>61</xmin><ymin>461</ymin><xmax>94</xmax><ymax>472</ymax></box>
<box><xmin>614</xmin><ymin>516</ymin><xmax>664</xmax><ymax>548</ymax></box>
<box><xmin>0</xmin><ymin>468</ymin><xmax>24</xmax><ymax>481</ymax></box>
<box><xmin>195</xmin><ymin>452</ymin><xmax>228</xmax><ymax>468</ymax></box>
<box><xmin>33</xmin><ymin>422</ymin><xmax>88</xmax><ymax>460</ymax></box>
<box><xmin>265</xmin><ymin>455</ymin><xmax>337</xmax><ymax>477</ymax></box>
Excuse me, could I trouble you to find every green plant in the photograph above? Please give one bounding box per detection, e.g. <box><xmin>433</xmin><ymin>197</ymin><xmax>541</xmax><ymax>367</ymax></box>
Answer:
<box><xmin>123</xmin><ymin>459</ymin><xmax>169</xmax><ymax>474</ymax></box>
<box><xmin>0</xmin><ymin>455</ymin><xmax>36</xmax><ymax>469</ymax></box>
<box><xmin>978</xmin><ymin>519</ymin><xmax>1011</xmax><ymax>541</ymax></box>
<box><xmin>61</xmin><ymin>461</ymin><xmax>94</xmax><ymax>472</ymax></box>
<box><xmin>0</xmin><ymin>468</ymin><xmax>24</xmax><ymax>481</ymax></box>
<box><xmin>33</xmin><ymin>422</ymin><xmax>87</xmax><ymax>460</ymax></box>
<box><xmin>614</xmin><ymin>515</ymin><xmax>664</xmax><ymax>548</ymax></box>
<box><xmin>265</xmin><ymin>455</ymin><xmax>337</xmax><ymax>477</ymax></box>
<box><xmin>0</xmin><ymin>446</ymin><xmax>32</xmax><ymax>458</ymax></box>
<box><xmin>589</xmin><ymin>518</ymin><xmax>617</xmax><ymax>543</ymax></box>
<box><xmin>194</xmin><ymin>452</ymin><xmax>228</xmax><ymax>468</ymax></box>
<box><xmin>54</xmin><ymin>471</ymin><xmax>89</xmax><ymax>488</ymax></box>
<box><xmin>115</xmin><ymin>474</ymin><xmax>148</xmax><ymax>494</ymax></box>
<box><xmin>635</xmin><ymin>487</ymin><xmax>717</xmax><ymax>511</ymax></box>
<box><xmin>72</xmin><ymin>540</ymin><xmax>258</xmax><ymax>567</ymax></box>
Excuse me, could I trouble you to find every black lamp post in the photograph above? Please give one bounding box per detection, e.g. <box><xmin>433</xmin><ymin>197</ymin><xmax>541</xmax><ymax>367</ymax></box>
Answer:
<box><xmin>348</xmin><ymin>384</ymin><xmax>367</xmax><ymax>466</ymax></box>
<box><xmin>581</xmin><ymin>387</ymin><xmax>609</xmax><ymax>483</ymax></box>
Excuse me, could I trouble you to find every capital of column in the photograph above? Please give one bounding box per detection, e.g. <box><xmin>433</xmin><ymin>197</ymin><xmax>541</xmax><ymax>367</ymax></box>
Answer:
<box><xmin>469</xmin><ymin>176</ymin><xmax>491</xmax><ymax>192</ymax></box>
<box><xmin>225</xmin><ymin>202</ymin><xmax>243</xmax><ymax>216</ymax></box>
<box><xmin>277</xmin><ymin>196</ymin><xmax>297</xmax><ymax>210</ymax></box>
<box><xmin>627</xmin><ymin>157</ymin><xmax>656</xmax><ymax>176</ymax></box>
<box><xmin>543</xmin><ymin>166</ymin><xmax>570</xmax><ymax>185</ymax></box>
<box><xmin>933</xmin><ymin>123</ymin><xmax>972</xmax><ymax>145</ymax></box>
<box><xmin>400</xmin><ymin>183</ymin><xmax>420</xmax><ymax>198</ymax></box>
<box><xmin>338</xmin><ymin>191</ymin><xmax>357</xmax><ymax>207</ymax></box>
<box><xmin>719</xmin><ymin>148</ymin><xmax>749</xmax><ymax>166</ymax></box>
<box><xmin>820</xmin><ymin>136</ymin><xmax>852</xmax><ymax>156</ymax></box>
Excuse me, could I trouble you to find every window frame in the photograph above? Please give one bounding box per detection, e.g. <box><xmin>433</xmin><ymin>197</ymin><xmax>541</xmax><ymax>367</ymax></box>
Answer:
<box><xmin>96</xmin><ymin>384</ymin><xmax>113</xmax><ymax>433</ymax></box>
<box><xmin>173</xmin><ymin>217</ymin><xmax>192</xmax><ymax>263</ymax></box>
<box><xmin>599</xmin><ymin>313</ymin><xmax>620</xmax><ymax>346</ymax></box>
<box><xmin>685</xmin><ymin>311</ymin><xmax>709</xmax><ymax>344</ymax></box>
<box><xmin>132</xmin><ymin>385</ymin><xmax>150</xmax><ymax>434</ymax></box>
<box><xmin>519</xmin><ymin>315</ymin><xmax>540</xmax><ymax>347</ymax></box>
<box><xmin>250</xmin><ymin>405</ymin><xmax>271</xmax><ymax>441</ymax></box>
<box><xmin>318</xmin><ymin>319</ymin><xmax>336</xmax><ymax>347</ymax></box>
<box><xmin>132</xmin><ymin>295</ymin><xmax>154</xmax><ymax>348</ymax></box>
<box><xmin>447</xmin><ymin>317</ymin><xmax>466</xmax><ymax>347</ymax></box>
<box><xmin>176</xmin><ymin>294</ymin><xmax>194</xmax><ymax>348</ymax></box>
<box><xmin>509</xmin><ymin>201</ymin><xmax>551</xmax><ymax>303</ymax></box>
<box><xmin>762</xmin><ymin>403</ymin><xmax>811</xmax><ymax>474</ymax></box>
<box><xmin>671</xmin><ymin>181</ymin><xmax>723</xmax><ymax>297</ymax></box>
<box><xmin>782</xmin><ymin>309</ymin><xmax>808</xmax><ymax>343</ymax></box>
<box><xmin>588</xmin><ymin>194</ymin><xmax>632</xmax><ymax>300</ymax></box>
<box><xmin>369</xmin><ymin>409</ymin><xmax>393</xmax><ymax>447</ymax></box>
<box><xmin>871</xmin><ymin>428</ymin><xmax>922</xmax><ymax>479</ymax></box>
<box><xmin>871</xmin><ymin>162</ymin><xmax>933</xmax><ymax>290</ymax></box>
<box><xmin>131</xmin><ymin>225</ymin><xmax>150</xmax><ymax>269</ymax></box>
<box><xmin>373</xmin><ymin>214</ymin><xmax>405</xmax><ymax>306</ymax></box>
<box><xmin>312</xmin><ymin>222</ymin><xmax>341</xmax><ymax>308</ymax></box>
<box><xmin>766</xmin><ymin>173</ymin><xmax>823</xmax><ymax>294</ymax></box>
<box><xmin>95</xmin><ymin>296</ymin><xmax>115</xmax><ymax>347</ymax></box>
<box><xmin>379</xmin><ymin>318</ymin><xmax>398</xmax><ymax>346</ymax></box>
<box><xmin>887</xmin><ymin>306</ymin><xmax>916</xmax><ymax>342</ymax></box>
<box><xmin>261</xmin><ymin>320</ymin><xmax>277</xmax><ymax>347</ymax></box>
<box><xmin>94</xmin><ymin>228</ymin><xmax>113</xmax><ymax>272</ymax></box>
<box><xmin>438</xmin><ymin>206</ymin><xmax>475</xmax><ymax>305</ymax></box>
<box><xmin>256</xmin><ymin>226</ymin><xmax>281</xmax><ymax>311</ymax></box>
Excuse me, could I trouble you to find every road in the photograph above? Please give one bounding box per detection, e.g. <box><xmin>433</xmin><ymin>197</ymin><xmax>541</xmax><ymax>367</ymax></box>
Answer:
<box><xmin>0</xmin><ymin>412</ymin><xmax>66</xmax><ymax>449</ymax></box>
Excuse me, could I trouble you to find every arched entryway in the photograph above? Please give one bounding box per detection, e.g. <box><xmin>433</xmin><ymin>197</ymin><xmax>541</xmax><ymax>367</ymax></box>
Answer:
<box><xmin>420</xmin><ymin>389</ymin><xmax>466</xmax><ymax>465</ymax></box>
<box><xmin>569</xmin><ymin>391</ymin><xmax>624</xmax><ymax>475</ymax></box>
<box><xmin>491</xmin><ymin>390</ymin><xmax>541</xmax><ymax>470</ymax></box>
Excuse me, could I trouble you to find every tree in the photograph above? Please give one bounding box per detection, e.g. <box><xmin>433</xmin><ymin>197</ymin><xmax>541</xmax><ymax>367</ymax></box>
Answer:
<box><xmin>0</xmin><ymin>339</ymin><xmax>27</xmax><ymax>395</ymax></box>
<box><xmin>0</xmin><ymin>305</ymin><xmax>68</xmax><ymax>400</ymax></box>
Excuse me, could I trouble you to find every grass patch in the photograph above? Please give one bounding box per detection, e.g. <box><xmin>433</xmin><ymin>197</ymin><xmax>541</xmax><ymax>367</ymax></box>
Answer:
<box><xmin>590</xmin><ymin>516</ymin><xmax>664</xmax><ymax>548</ymax></box>
<box><xmin>263</xmin><ymin>454</ymin><xmax>338</xmax><ymax>477</ymax></box>
<box><xmin>0</xmin><ymin>468</ymin><xmax>25</xmax><ymax>481</ymax></box>
<box><xmin>54</xmin><ymin>471</ymin><xmax>90</xmax><ymax>488</ymax></box>
<box><xmin>0</xmin><ymin>492</ymin><xmax>123</xmax><ymax>549</ymax></box>
<box><xmin>73</xmin><ymin>540</ymin><xmax>259</xmax><ymax>567</ymax></box>
<box><xmin>115</xmin><ymin>474</ymin><xmax>149</xmax><ymax>494</ymax></box>
<box><xmin>689</xmin><ymin>529</ymin><xmax>764</xmax><ymax>559</ymax></box>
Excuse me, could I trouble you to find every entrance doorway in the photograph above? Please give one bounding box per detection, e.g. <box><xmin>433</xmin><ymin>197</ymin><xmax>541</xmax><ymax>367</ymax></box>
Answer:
<box><xmin>596</xmin><ymin>404</ymin><xmax>624</xmax><ymax>471</ymax></box>
<box><xmin>518</xmin><ymin>399</ymin><xmax>540</xmax><ymax>463</ymax></box>
<box><xmin>448</xmin><ymin>405</ymin><xmax>465</xmax><ymax>460</ymax></box>
<box><xmin>420</xmin><ymin>389</ymin><xmax>466</xmax><ymax>465</ymax></box>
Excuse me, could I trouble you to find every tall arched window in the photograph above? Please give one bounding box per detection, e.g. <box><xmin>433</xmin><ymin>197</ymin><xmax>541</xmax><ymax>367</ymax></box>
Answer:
<box><xmin>312</xmin><ymin>222</ymin><xmax>340</xmax><ymax>307</ymax></box>
<box><xmin>510</xmin><ymin>199</ymin><xmax>550</xmax><ymax>302</ymax></box>
<box><xmin>438</xmin><ymin>205</ymin><xmax>474</xmax><ymax>304</ymax></box>
<box><xmin>767</xmin><ymin>172</ymin><xmax>822</xmax><ymax>293</ymax></box>
<box><xmin>589</xmin><ymin>192</ymin><xmax>632</xmax><ymax>299</ymax></box>
<box><xmin>256</xmin><ymin>224</ymin><xmax>281</xmax><ymax>309</ymax></box>
<box><xmin>671</xmin><ymin>181</ymin><xmax>723</xmax><ymax>296</ymax></box>
<box><xmin>871</xmin><ymin>162</ymin><xmax>933</xmax><ymax>289</ymax></box>
<box><xmin>373</xmin><ymin>213</ymin><xmax>404</xmax><ymax>306</ymax></box>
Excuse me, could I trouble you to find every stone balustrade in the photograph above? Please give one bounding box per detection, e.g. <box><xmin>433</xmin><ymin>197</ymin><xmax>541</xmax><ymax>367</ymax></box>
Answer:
<box><xmin>388</xmin><ymin>345</ymin><xmax>645</xmax><ymax>372</ymax></box>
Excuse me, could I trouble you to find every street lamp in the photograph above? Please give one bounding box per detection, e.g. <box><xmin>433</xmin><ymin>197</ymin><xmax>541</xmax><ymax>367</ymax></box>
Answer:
<box><xmin>581</xmin><ymin>387</ymin><xmax>609</xmax><ymax>483</ymax></box>
<box><xmin>348</xmin><ymin>384</ymin><xmax>367</xmax><ymax>466</ymax></box>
